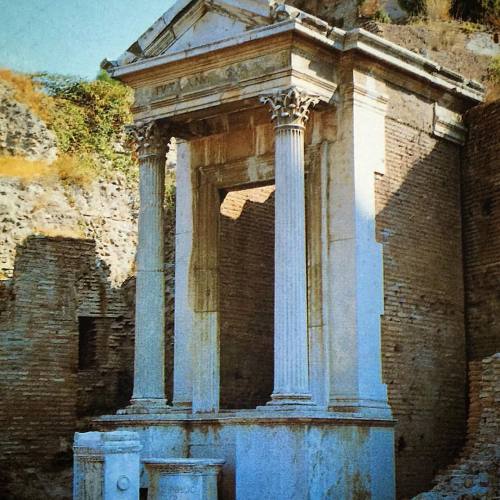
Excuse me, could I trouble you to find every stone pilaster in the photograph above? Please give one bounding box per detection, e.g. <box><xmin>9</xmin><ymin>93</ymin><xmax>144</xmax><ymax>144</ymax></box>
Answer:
<box><xmin>172</xmin><ymin>140</ymin><xmax>194</xmax><ymax>410</ymax></box>
<box><xmin>124</xmin><ymin>120</ymin><xmax>170</xmax><ymax>413</ymax></box>
<box><xmin>327</xmin><ymin>77</ymin><xmax>391</xmax><ymax>417</ymax></box>
<box><xmin>261</xmin><ymin>87</ymin><xmax>319</xmax><ymax>407</ymax></box>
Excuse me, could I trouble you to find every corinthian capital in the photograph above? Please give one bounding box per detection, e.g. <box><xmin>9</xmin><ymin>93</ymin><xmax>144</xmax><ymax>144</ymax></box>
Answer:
<box><xmin>260</xmin><ymin>87</ymin><xmax>319</xmax><ymax>128</ymax></box>
<box><xmin>126</xmin><ymin>120</ymin><xmax>171</xmax><ymax>160</ymax></box>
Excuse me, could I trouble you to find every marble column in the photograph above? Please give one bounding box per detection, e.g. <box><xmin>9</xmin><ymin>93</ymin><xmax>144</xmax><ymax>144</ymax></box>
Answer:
<box><xmin>261</xmin><ymin>87</ymin><xmax>319</xmax><ymax>407</ymax></box>
<box><xmin>127</xmin><ymin>120</ymin><xmax>170</xmax><ymax>412</ymax></box>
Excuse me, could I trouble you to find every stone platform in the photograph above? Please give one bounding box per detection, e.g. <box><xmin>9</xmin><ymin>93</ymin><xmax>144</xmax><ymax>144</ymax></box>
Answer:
<box><xmin>96</xmin><ymin>410</ymin><xmax>395</xmax><ymax>500</ymax></box>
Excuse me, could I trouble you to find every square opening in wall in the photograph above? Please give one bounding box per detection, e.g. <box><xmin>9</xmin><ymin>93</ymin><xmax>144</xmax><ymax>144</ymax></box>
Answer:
<box><xmin>78</xmin><ymin>316</ymin><xmax>97</xmax><ymax>370</ymax></box>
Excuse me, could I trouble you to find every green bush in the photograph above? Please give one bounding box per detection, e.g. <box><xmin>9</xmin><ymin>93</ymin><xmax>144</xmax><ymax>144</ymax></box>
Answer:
<box><xmin>36</xmin><ymin>72</ymin><xmax>136</xmax><ymax>180</ymax></box>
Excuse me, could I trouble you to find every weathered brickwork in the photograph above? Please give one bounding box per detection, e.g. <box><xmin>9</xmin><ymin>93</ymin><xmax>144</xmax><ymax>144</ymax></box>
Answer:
<box><xmin>376</xmin><ymin>116</ymin><xmax>467</xmax><ymax>498</ymax></box>
<box><xmin>415</xmin><ymin>354</ymin><xmax>500</xmax><ymax>498</ymax></box>
<box><xmin>462</xmin><ymin>101</ymin><xmax>500</xmax><ymax>361</ymax></box>
<box><xmin>0</xmin><ymin>237</ymin><xmax>135</xmax><ymax>499</ymax></box>
<box><xmin>219</xmin><ymin>186</ymin><xmax>275</xmax><ymax>409</ymax></box>
<box><xmin>0</xmin><ymin>191</ymin><xmax>176</xmax><ymax>498</ymax></box>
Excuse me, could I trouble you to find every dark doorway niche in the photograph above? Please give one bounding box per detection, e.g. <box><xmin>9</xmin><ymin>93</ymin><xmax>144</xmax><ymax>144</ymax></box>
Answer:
<box><xmin>78</xmin><ymin>316</ymin><xmax>98</xmax><ymax>370</ymax></box>
<box><xmin>218</xmin><ymin>184</ymin><xmax>275</xmax><ymax>409</ymax></box>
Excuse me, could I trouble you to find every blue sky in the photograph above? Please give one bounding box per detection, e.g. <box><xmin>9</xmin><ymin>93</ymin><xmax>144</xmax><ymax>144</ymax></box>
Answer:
<box><xmin>0</xmin><ymin>0</ymin><xmax>176</xmax><ymax>79</ymax></box>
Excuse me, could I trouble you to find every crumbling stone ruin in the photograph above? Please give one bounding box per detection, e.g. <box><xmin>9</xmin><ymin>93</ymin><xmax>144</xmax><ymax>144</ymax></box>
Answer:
<box><xmin>0</xmin><ymin>0</ymin><xmax>499</xmax><ymax>499</ymax></box>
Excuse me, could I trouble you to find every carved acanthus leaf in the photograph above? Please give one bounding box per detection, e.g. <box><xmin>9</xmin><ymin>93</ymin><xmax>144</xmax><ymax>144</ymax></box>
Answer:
<box><xmin>126</xmin><ymin>120</ymin><xmax>171</xmax><ymax>160</ymax></box>
<box><xmin>260</xmin><ymin>87</ymin><xmax>319</xmax><ymax>127</ymax></box>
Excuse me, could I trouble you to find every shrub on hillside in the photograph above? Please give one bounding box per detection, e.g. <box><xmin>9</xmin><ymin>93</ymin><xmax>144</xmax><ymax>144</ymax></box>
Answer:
<box><xmin>0</xmin><ymin>70</ymin><xmax>137</xmax><ymax>184</ymax></box>
<box><xmin>37</xmin><ymin>73</ymin><xmax>134</xmax><ymax>167</ymax></box>
<box><xmin>398</xmin><ymin>0</ymin><xmax>452</xmax><ymax>18</ymax></box>
<box><xmin>399</xmin><ymin>0</ymin><xmax>499</xmax><ymax>22</ymax></box>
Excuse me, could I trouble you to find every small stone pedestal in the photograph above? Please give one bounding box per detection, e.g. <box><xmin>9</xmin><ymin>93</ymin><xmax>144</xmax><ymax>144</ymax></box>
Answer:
<box><xmin>143</xmin><ymin>458</ymin><xmax>225</xmax><ymax>500</ymax></box>
<box><xmin>73</xmin><ymin>431</ymin><xmax>142</xmax><ymax>500</ymax></box>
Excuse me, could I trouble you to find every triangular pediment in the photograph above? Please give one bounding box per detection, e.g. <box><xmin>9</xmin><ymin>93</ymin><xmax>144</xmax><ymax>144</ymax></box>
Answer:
<box><xmin>116</xmin><ymin>0</ymin><xmax>273</xmax><ymax>66</ymax></box>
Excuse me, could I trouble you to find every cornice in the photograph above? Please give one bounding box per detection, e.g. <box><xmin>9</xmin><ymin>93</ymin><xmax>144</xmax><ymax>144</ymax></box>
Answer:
<box><xmin>105</xmin><ymin>14</ymin><xmax>483</xmax><ymax>104</ymax></box>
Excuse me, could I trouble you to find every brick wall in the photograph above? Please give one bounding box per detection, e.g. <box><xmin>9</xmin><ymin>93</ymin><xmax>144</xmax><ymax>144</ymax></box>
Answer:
<box><xmin>219</xmin><ymin>186</ymin><xmax>275</xmax><ymax>409</ymax></box>
<box><xmin>376</xmin><ymin>117</ymin><xmax>467</xmax><ymax>498</ymax></box>
<box><xmin>0</xmin><ymin>236</ymin><xmax>135</xmax><ymax>498</ymax></box>
<box><xmin>462</xmin><ymin>101</ymin><xmax>500</xmax><ymax>361</ymax></box>
<box><xmin>415</xmin><ymin>354</ymin><xmax>500</xmax><ymax>498</ymax></box>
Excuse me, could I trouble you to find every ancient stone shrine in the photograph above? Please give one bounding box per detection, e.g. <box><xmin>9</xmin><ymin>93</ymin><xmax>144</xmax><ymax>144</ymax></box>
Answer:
<box><xmin>88</xmin><ymin>0</ymin><xmax>483</xmax><ymax>498</ymax></box>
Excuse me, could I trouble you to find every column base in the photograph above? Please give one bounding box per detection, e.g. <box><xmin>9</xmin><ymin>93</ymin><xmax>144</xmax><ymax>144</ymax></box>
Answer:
<box><xmin>328</xmin><ymin>398</ymin><xmax>393</xmax><ymax>419</ymax></box>
<box><xmin>257</xmin><ymin>393</ymin><xmax>319</xmax><ymax>411</ymax></box>
<box><xmin>170</xmin><ymin>401</ymin><xmax>193</xmax><ymax>412</ymax></box>
<box><xmin>117</xmin><ymin>398</ymin><xmax>170</xmax><ymax>415</ymax></box>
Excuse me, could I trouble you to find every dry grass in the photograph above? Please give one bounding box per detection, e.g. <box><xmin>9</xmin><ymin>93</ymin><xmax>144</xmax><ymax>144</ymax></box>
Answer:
<box><xmin>53</xmin><ymin>154</ymin><xmax>95</xmax><ymax>187</ymax></box>
<box><xmin>0</xmin><ymin>154</ymin><xmax>96</xmax><ymax>187</ymax></box>
<box><xmin>0</xmin><ymin>156</ymin><xmax>54</xmax><ymax>181</ymax></box>
<box><xmin>359</xmin><ymin>0</ymin><xmax>381</xmax><ymax>17</ymax></box>
<box><xmin>426</xmin><ymin>0</ymin><xmax>452</xmax><ymax>20</ymax></box>
<box><xmin>32</xmin><ymin>225</ymin><xmax>85</xmax><ymax>239</ymax></box>
<box><xmin>0</xmin><ymin>68</ymin><xmax>52</xmax><ymax>121</ymax></box>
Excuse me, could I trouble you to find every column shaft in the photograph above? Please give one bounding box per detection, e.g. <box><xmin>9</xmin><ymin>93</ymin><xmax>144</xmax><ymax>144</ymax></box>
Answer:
<box><xmin>273</xmin><ymin>124</ymin><xmax>310</xmax><ymax>400</ymax></box>
<box><xmin>133</xmin><ymin>155</ymin><xmax>166</xmax><ymax>402</ymax></box>
<box><xmin>261</xmin><ymin>87</ymin><xmax>319</xmax><ymax>407</ymax></box>
<box><xmin>124</xmin><ymin>120</ymin><xmax>170</xmax><ymax>412</ymax></box>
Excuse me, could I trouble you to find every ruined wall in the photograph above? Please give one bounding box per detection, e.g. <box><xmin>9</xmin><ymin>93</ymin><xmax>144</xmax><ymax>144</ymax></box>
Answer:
<box><xmin>0</xmin><ymin>187</ymin><xmax>176</xmax><ymax>500</ymax></box>
<box><xmin>0</xmin><ymin>237</ymin><xmax>134</xmax><ymax>499</ymax></box>
<box><xmin>376</xmin><ymin>88</ymin><xmax>467</xmax><ymax>498</ymax></box>
<box><xmin>462</xmin><ymin>101</ymin><xmax>500</xmax><ymax>361</ymax></box>
<box><xmin>0</xmin><ymin>175</ymin><xmax>138</xmax><ymax>284</ymax></box>
<box><xmin>415</xmin><ymin>354</ymin><xmax>500</xmax><ymax>499</ymax></box>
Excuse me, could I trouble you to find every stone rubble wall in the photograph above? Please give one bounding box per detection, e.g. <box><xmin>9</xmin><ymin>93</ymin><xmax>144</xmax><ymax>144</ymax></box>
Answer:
<box><xmin>0</xmin><ymin>175</ymin><xmax>139</xmax><ymax>285</ymax></box>
<box><xmin>0</xmin><ymin>82</ymin><xmax>57</xmax><ymax>162</ymax></box>
<box><xmin>414</xmin><ymin>353</ymin><xmax>500</xmax><ymax>499</ymax></box>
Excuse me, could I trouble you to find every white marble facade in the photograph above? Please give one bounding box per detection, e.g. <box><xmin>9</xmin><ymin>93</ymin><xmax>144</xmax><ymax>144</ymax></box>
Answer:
<box><xmin>78</xmin><ymin>0</ymin><xmax>483</xmax><ymax>498</ymax></box>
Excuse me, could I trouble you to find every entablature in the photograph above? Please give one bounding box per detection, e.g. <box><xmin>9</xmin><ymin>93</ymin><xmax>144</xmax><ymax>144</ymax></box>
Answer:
<box><xmin>104</xmin><ymin>0</ymin><xmax>483</xmax><ymax>126</ymax></box>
